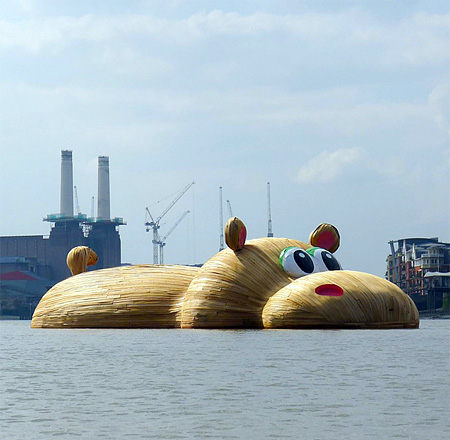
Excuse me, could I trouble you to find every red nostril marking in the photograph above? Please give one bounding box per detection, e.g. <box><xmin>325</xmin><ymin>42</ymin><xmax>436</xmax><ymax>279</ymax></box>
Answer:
<box><xmin>315</xmin><ymin>284</ymin><xmax>344</xmax><ymax>297</ymax></box>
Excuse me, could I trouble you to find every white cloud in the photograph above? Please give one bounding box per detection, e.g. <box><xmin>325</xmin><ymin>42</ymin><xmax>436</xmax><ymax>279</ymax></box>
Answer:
<box><xmin>3</xmin><ymin>81</ymin><xmax>437</xmax><ymax>142</ymax></box>
<box><xmin>17</xmin><ymin>0</ymin><xmax>34</xmax><ymax>13</ymax></box>
<box><xmin>82</xmin><ymin>122</ymin><xmax>175</xmax><ymax>151</ymax></box>
<box><xmin>377</xmin><ymin>12</ymin><xmax>450</xmax><ymax>67</ymax></box>
<box><xmin>428</xmin><ymin>83</ymin><xmax>450</xmax><ymax>135</ymax></box>
<box><xmin>99</xmin><ymin>47</ymin><xmax>173</xmax><ymax>79</ymax></box>
<box><xmin>296</xmin><ymin>148</ymin><xmax>363</xmax><ymax>184</ymax></box>
<box><xmin>0</xmin><ymin>9</ymin><xmax>448</xmax><ymax>70</ymax></box>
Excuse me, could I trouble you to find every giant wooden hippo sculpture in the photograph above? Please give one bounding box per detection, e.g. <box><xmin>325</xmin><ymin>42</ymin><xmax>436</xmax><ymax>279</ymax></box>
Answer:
<box><xmin>31</xmin><ymin>219</ymin><xmax>419</xmax><ymax>329</ymax></box>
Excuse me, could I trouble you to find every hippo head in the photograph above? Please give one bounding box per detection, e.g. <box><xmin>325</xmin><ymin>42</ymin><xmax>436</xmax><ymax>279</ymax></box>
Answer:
<box><xmin>181</xmin><ymin>218</ymin><xmax>419</xmax><ymax>329</ymax></box>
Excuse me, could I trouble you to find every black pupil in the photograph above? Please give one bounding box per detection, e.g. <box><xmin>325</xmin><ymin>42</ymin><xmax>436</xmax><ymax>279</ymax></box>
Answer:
<box><xmin>293</xmin><ymin>250</ymin><xmax>314</xmax><ymax>274</ymax></box>
<box><xmin>321</xmin><ymin>251</ymin><xmax>340</xmax><ymax>270</ymax></box>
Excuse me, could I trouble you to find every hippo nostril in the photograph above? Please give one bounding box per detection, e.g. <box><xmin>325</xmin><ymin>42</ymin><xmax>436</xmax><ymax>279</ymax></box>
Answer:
<box><xmin>315</xmin><ymin>284</ymin><xmax>344</xmax><ymax>297</ymax></box>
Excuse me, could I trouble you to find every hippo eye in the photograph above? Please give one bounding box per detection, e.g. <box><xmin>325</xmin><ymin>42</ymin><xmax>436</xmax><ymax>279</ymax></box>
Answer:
<box><xmin>321</xmin><ymin>250</ymin><xmax>341</xmax><ymax>271</ymax></box>
<box><xmin>305</xmin><ymin>247</ymin><xmax>343</xmax><ymax>272</ymax></box>
<box><xmin>306</xmin><ymin>247</ymin><xmax>342</xmax><ymax>272</ymax></box>
<box><xmin>280</xmin><ymin>247</ymin><xmax>314</xmax><ymax>278</ymax></box>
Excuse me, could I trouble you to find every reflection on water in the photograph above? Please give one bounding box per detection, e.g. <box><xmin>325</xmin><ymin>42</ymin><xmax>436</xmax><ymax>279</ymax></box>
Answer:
<box><xmin>1</xmin><ymin>321</ymin><xmax>449</xmax><ymax>439</ymax></box>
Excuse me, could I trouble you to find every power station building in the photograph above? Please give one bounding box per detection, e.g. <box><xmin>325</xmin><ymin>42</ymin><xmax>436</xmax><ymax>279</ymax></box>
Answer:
<box><xmin>0</xmin><ymin>150</ymin><xmax>125</xmax><ymax>318</ymax></box>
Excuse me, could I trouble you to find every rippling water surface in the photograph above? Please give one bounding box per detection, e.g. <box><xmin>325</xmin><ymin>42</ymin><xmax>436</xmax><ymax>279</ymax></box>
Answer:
<box><xmin>1</xmin><ymin>320</ymin><xmax>449</xmax><ymax>439</ymax></box>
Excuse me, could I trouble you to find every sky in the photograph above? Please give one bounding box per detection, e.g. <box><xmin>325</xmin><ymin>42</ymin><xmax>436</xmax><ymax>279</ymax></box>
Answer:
<box><xmin>0</xmin><ymin>0</ymin><xmax>449</xmax><ymax>277</ymax></box>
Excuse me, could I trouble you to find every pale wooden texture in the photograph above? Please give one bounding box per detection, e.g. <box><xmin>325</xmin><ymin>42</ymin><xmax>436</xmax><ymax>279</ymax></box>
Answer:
<box><xmin>66</xmin><ymin>246</ymin><xmax>98</xmax><ymax>275</ymax></box>
<box><xmin>180</xmin><ymin>237</ymin><xmax>307</xmax><ymax>328</ymax></box>
<box><xmin>32</xmin><ymin>236</ymin><xmax>419</xmax><ymax>330</ymax></box>
<box><xmin>262</xmin><ymin>270</ymin><xmax>419</xmax><ymax>329</ymax></box>
<box><xmin>31</xmin><ymin>265</ymin><xmax>199</xmax><ymax>328</ymax></box>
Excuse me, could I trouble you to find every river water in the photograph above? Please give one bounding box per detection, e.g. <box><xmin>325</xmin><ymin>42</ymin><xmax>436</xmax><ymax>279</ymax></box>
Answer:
<box><xmin>1</xmin><ymin>320</ymin><xmax>449</xmax><ymax>439</ymax></box>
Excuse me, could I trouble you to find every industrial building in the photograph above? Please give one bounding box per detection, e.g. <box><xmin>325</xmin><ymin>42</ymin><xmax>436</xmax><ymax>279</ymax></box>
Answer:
<box><xmin>0</xmin><ymin>150</ymin><xmax>125</xmax><ymax>318</ymax></box>
<box><xmin>386</xmin><ymin>238</ymin><xmax>450</xmax><ymax>312</ymax></box>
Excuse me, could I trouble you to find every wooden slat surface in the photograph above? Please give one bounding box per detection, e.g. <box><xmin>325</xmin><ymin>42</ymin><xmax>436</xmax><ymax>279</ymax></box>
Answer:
<box><xmin>31</xmin><ymin>265</ymin><xmax>199</xmax><ymax>328</ymax></box>
<box><xmin>180</xmin><ymin>237</ymin><xmax>308</xmax><ymax>328</ymax></box>
<box><xmin>31</xmin><ymin>237</ymin><xmax>419</xmax><ymax>329</ymax></box>
<box><xmin>262</xmin><ymin>270</ymin><xmax>419</xmax><ymax>329</ymax></box>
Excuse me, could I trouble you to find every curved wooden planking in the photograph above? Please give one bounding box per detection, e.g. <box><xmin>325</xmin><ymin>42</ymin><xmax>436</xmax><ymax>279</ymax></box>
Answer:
<box><xmin>180</xmin><ymin>237</ymin><xmax>307</xmax><ymax>328</ymax></box>
<box><xmin>66</xmin><ymin>246</ymin><xmax>98</xmax><ymax>276</ymax></box>
<box><xmin>262</xmin><ymin>270</ymin><xmax>419</xmax><ymax>329</ymax></box>
<box><xmin>31</xmin><ymin>265</ymin><xmax>199</xmax><ymax>328</ymax></box>
<box><xmin>31</xmin><ymin>225</ymin><xmax>420</xmax><ymax>330</ymax></box>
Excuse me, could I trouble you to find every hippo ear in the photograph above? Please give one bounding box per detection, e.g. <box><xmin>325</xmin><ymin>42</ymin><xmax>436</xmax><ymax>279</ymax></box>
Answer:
<box><xmin>66</xmin><ymin>246</ymin><xmax>98</xmax><ymax>276</ymax></box>
<box><xmin>309</xmin><ymin>223</ymin><xmax>340</xmax><ymax>253</ymax></box>
<box><xmin>225</xmin><ymin>217</ymin><xmax>247</xmax><ymax>251</ymax></box>
<box><xmin>66</xmin><ymin>246</ymin><xmax>88</xmax><ymax>276</ymax></box>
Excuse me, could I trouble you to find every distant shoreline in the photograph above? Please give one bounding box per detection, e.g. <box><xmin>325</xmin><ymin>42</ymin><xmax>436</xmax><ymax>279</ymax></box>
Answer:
<box><xmin>419</xmin><ymin>311</ymin><xmax>450</xmax><ymax>319</ymax></box>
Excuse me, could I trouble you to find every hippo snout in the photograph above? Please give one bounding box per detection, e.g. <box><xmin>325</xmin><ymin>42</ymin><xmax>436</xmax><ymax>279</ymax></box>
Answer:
<box><xmin>262</xmin><ymin>270</ymin><xmax>419</xmax><ymax>329</ymax></box>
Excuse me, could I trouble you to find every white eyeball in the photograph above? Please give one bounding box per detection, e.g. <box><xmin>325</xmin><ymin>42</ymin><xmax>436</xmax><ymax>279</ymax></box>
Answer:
<box><xmin>308</xmin><ymin>248</ymin><xmax>342</xmax><ymax>272</ymax></box>
<box><xmin>279</xmin><ymin>247</ymin><xmax>314</xmax><ymax>278</ymax></box>
<box><xmin>280</xmin><ymin>246</ymin><xmax>342</xmax><ymax>278</ymax></box>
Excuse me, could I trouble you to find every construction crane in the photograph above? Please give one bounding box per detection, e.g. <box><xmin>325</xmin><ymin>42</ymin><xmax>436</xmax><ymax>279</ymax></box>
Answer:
<box><xmin>267</xmin><ymin>182</ymin><xmax>273</xmax><ymax>237</ymax></box>
<box><xmin>158</xmin><ymin>210</ymin><xmax>190</xmax><ymax>264</ymax></box>
<box><xmin>145</xmin><ymin>182</ymin><xmax>195</xmax><ymax>264</ymax></box>
<box><xmin>74</xmin><ymin>186</ymin><xmax>81</xmax><ymax>215</ymax></box>
<box><xmin>219</xmin><ymin>187</ymin><xmax>224</xmax><ymax>251</ymax></box>
<box><xmin>227</xmin><ymin>200</ymin><xmax>233</xmax><ymax>218</ymax></box>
